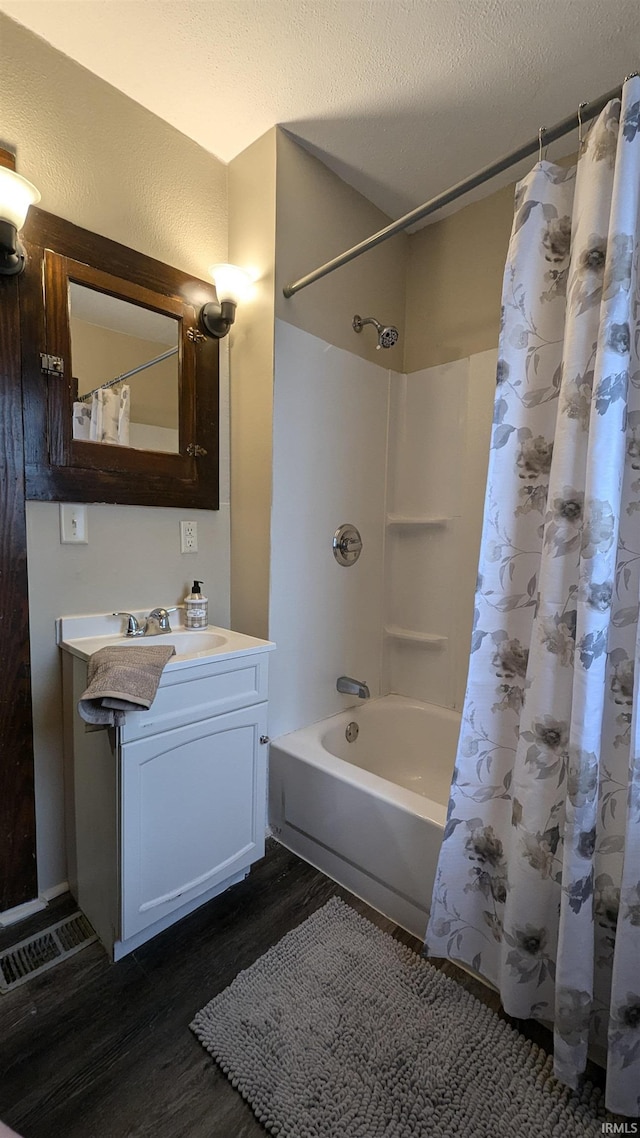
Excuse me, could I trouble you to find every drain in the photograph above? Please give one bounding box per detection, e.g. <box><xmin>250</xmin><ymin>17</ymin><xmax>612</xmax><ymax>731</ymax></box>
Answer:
<box><xmin>0</xmin><ymin>912</ymin><xmax>97</xmax><ymax>993</ymax></box>
<box><xmin>345</xmin><ymin>721</ymin><xmax>359</xmax><ymax>743</ymax></box>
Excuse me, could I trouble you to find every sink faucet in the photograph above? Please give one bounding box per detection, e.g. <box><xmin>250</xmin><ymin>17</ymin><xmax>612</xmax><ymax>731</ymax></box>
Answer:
<box><xmin>145</xmin><ymin>607</ymin><xmax>176</xmax><ymax>635</ymax></box>
<box><xmin>113</xmin><ymin>608</ymin><xmax>176</xmax><ymax>637</ymax></box>
<box><xmin>336</xmin><ymin>675</ymin><xmax>370</xmax><ymax>699</ymax></box>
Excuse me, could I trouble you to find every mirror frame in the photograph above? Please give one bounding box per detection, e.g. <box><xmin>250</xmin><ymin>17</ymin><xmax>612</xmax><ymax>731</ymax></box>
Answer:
<box><xmin>20</xmin><ymin>208</ymin><xmax>220</xmax><ymax>508</ymax></box>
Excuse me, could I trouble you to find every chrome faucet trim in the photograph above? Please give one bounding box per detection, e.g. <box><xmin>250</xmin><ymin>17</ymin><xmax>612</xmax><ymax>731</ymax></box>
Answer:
<box><xmin>145</xmin><ymin>607</ymin><xmax>176</xmax><ymax>634</ymax></box>
<box><xmin>336</xmin><ymin>675</ymin><xmax>370</xmax><ymax>699</ymax></box>
<box><xmin>113</xmin><ymin>607</ymin><xmax>177</xmax><ymax>637</ymax></box>
<box><xmin>113</xmin><ymin>612</ymin><xmax>145</xmax><ymax>637</ymax></box>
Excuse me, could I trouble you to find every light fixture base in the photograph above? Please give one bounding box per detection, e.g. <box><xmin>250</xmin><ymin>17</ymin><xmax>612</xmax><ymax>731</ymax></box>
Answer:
<box><xmin>199</xmin><ymin>298</ymin><xmax>237</xmax><ymax>339</ymax></box>
<box><xmin>0</xmin><ymin>220</ymin><xmax>25</xmax><ymax>276</ymax></box>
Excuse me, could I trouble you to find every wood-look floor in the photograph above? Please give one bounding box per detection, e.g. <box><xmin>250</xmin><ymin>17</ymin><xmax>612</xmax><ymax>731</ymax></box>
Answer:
<box><xmin>0</xmin><ymin>841</ymin><xmax>605</xmax><ymax>1137</ymax></box>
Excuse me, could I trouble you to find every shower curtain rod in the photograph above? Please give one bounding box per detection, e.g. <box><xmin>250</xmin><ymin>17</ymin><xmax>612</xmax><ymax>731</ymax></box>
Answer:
<box><xmin>282</xmin><ymin>77</ymin><xmax>634</xmax><ymax>299</ymax></box>
<box><xmin>78</xmin><ymin>345</ymin><xmax>179</xmax><ymax>401</ymax></box>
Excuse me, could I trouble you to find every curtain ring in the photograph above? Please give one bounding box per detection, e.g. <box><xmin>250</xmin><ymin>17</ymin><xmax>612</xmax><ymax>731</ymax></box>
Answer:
<box><xmin>577</xmin><ymin>102</ymin><xmax>587</xmax><ymax>149</ymax></box>
<box><xmin>538</xmin><ymin>126</ymin><xmax>546</xmax><ymax>164</ymax></box>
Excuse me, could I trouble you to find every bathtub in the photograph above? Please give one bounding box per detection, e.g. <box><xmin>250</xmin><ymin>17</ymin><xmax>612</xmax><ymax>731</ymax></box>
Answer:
<box><xmin>268</xmin><ymin>694</ymin><xmax>460</xmax><ymax>939</ymax></box>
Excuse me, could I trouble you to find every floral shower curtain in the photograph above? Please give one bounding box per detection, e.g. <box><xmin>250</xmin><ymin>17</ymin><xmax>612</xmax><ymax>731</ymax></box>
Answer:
<box><xmin>72</xmin><ymin>384</ymin><xmax>130</xmax><ymax>445</ymax></box>
<box><xmin>426</xmin><ymin>76</ymin><xmax>640</xmax><ymax>1116</ymax></box>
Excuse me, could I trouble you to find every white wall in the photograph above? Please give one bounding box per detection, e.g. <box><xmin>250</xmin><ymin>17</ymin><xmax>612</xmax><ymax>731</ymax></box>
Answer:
<box><xmin>268</xmin><ymin>320</ymin><xmax>389</xmax><ymax>739</ymax></box>
<box><xmin>383</xmin><ymin>349</ymin><xmax>497</xmax><ymax>711</ymax></box>
<box><xmin>267</xmin><ymin>337</ymin><xmax>496</xmax><ymax>739</ymax></box>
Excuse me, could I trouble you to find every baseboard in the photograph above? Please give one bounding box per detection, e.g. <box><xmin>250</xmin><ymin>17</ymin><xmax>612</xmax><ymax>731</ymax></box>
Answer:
<box><xmin>39</xmin><ymin>882</ymin><xmax>70</xmax><ymax>903</ymax></box>
<box><xmin>0</xmin><ymin>897</ymin><xmax>47</xmax><ymax>928</ymax></box>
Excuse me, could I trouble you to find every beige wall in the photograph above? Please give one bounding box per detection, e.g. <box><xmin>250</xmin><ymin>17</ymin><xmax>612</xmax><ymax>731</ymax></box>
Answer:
<box><xmin>2</xmin><ymin>13</ymin><xmax>229</xmax><ymax>893</ymax></box>
<box><xmin>0</xmin><ymin>15</ymin><xmax>226</xmax><ymax>276</ymax></box>
<box><xmin>275</xmin><ymin>131</ymin><xmax>407</xmax><ymax>370</ymax></box>
<box><xmin>404</xmin><ymin>182</ymin><xmax>515</xmax><ymax>373</ymax></box>
<box><xmin>404</xmin><ymin>153</ymin><xmax>577</xmax><ymax>373</ymax></box>
<box><xmin>228</xmin><ymin>130</ymin><xmax>277</xmax><ymax>639</ymax></box>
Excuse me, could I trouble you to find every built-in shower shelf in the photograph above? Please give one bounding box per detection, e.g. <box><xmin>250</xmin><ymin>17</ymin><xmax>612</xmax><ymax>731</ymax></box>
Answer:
<box><xmin>386</xmin><ymin>514</ymin><xmax>451</xmax><ymax>527</ymax></box>
<box><xmin>384</xmin><ymin>625</ymin><xmax>448</xmax><ymax>647</ymax></box>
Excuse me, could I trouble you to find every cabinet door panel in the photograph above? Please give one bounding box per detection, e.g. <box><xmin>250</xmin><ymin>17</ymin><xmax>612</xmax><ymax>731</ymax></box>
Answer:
<box><xmin>121</xmin><ymin>705</ymin><xmax>267</xmax><ymax>939</ymax></box>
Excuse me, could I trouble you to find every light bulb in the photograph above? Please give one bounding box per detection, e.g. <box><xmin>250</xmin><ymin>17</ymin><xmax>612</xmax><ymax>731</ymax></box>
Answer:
<box><xmin>209</xmin><ymin>263</ymin><xmax>253</xmax><ymax>305</ymax></box>
<box><xmin>0</xmin><ymin>166</ymin><xmax>40</xmax><ymax>230</ymax></box>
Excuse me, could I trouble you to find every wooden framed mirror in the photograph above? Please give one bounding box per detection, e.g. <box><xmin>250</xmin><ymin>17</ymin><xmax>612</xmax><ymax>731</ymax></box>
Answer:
<box><xmin>20</xmin><ymin>209</ymin><xmax>220</xmax><ymax>508</ymax></box>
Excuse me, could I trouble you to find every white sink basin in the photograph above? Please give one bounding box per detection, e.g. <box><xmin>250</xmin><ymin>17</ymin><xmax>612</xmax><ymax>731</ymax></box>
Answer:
<box><xmin>116</xmin><ymin>630</ymin><xmax>228</xmax><ymax>657</ymax></box>
<box><xmin>57</xmin><ymin>614</ymin><xmax>275</xmax><ymax>670</ymax></box>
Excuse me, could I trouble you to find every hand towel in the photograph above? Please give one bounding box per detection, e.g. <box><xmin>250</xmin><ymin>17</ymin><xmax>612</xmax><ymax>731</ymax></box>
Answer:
<box><xmin>78</xmin><ymin>643</ymin><xmax>175</xmax><ymax>726</ymax></box>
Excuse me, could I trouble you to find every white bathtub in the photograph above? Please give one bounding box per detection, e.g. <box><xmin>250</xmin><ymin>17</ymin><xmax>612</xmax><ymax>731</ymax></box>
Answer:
<box><xmin>268</xmin><ymin>694</ymin><xmax>460</xmax><ymax>939</ymax></box>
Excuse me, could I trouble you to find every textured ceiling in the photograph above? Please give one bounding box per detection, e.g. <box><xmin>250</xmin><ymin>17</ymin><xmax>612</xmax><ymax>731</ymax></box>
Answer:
<box><xmin>1</xmin><ymin>0</ymin><xmax>638</xmax><ymax>222</ymax></box>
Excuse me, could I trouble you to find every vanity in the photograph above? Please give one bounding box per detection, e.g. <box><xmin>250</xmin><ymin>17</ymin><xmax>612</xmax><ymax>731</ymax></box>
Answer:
<box><xmin>58</xmin><ymin>612</ymin><xmax>275</xmax><ymax>961</ymax></box>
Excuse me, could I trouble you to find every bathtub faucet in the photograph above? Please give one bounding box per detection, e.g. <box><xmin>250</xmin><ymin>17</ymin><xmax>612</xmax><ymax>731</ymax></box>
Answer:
<box><xmin>336</xmin><ymin>675</ymin><xmax>370</xmax><ymax>699</ymax></box>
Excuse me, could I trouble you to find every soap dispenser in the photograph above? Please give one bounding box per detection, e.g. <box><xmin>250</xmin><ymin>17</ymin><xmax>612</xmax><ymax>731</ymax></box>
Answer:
<box><xmin>184</xmin><ymin>580</ymin><xmax>208</xmax><ymax>629</ymax></box>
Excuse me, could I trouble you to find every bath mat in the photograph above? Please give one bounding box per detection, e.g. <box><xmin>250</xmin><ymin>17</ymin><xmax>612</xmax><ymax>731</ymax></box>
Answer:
<box><xmin>191</xmin><ymin>897</ymin><xmax>609</xmax><ymax>1137</ymax></box>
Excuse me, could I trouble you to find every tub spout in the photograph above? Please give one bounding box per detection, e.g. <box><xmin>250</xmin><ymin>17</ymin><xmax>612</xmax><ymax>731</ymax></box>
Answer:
<box><xmin>337</xmin><ymin>675</ymin><xmax>370</xmax><ymax>699</ymax></box>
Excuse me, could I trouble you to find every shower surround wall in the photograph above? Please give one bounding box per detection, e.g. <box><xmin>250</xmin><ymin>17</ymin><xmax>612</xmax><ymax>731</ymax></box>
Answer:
<box><xmin>268</xmin><ymin>320</ymin><xmax>390</xmax><ymax>739</ymax></box>
<box><xmin>383</xmin><ymin>349</ymin><xmax>497</xmax><ymax>711</ymax></box>
<box><xmin>268</xmin><ymin>335</ymin><xmax>497</xmax><ymax>739</ymax></box>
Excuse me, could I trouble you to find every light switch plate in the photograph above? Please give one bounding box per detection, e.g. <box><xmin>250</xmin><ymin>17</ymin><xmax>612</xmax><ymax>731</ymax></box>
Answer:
<box><xmin>60</xmin><ymin>503</ymin><xmax>88</xmax><ymax>544</ymax></box>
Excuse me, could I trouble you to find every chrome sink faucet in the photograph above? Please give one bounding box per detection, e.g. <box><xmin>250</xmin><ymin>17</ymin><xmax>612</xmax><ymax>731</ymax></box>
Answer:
<box><xmin>145</xmin><ymin>607</ymin><xmax>176</xmax><ymax>634</ymax></box>
<box><xmin>336</xmin><ymin>675</ymin><xmax>370</xmax><ymax>699</ymax></box>
<box><xmin>113</xmin><ymin>608</ymin><xmax>176</xmax><ymax>637</ymax></box>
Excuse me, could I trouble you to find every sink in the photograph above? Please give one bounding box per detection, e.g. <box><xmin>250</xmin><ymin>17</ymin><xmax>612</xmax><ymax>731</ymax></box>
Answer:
<box><xmin>116</xmin><ymin>630</ymin><xmax>228</xmax><ymax>657</ymax></box>
<box><xmin>57</xmin><ymin>614</ymin><xmax>275</xmax><ymax>670</ymax></box>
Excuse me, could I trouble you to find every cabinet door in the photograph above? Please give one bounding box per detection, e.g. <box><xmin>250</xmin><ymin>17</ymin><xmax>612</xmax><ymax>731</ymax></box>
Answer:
<box><xmin>121</xmin><ymin>704</ymin><xmax>267</xmax><ymax>940</ymax></box>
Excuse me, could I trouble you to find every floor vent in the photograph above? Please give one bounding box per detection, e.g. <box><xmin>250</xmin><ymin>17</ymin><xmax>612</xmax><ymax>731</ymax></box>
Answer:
<box><xmin>0</xmin><ymin>912</ymin><xmax>97</xmax><ymax>993</ymax></box>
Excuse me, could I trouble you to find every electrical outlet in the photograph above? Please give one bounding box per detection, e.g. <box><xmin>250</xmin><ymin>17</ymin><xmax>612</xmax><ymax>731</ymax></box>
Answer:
<box><xmin>180</xmin><ymin>519</ymin><xmax>198</xmax><ymax>553</ymax></box>
<box><xmin>60</xmin><ymin>503</ymin><xmax>88</xmax><ymax>544</ymax></box>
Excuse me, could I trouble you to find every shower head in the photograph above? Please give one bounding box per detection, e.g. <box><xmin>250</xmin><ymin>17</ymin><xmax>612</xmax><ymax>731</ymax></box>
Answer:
<box><xmin>352</xmin><ymin>314</ymin><xmax>399</xmax><ymax>350</ymax></box>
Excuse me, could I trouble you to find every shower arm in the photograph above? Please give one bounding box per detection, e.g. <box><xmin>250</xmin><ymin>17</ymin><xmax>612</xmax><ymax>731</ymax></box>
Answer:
<box><xmin>353</xmin><ymin>315</ymin><xmax>381</xmax><ymax>334</ymax></box>
<box><xmin>282</xmin><ymin>77</ymin><xmax>634</xmax><ymax>299</ymax></box>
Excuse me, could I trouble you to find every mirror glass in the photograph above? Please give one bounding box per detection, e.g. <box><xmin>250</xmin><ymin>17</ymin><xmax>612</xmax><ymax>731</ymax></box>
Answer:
<box><xmin>69</xmin><ymin>283</ymin><xmax>180</xmax><ymax>453</ymax></box>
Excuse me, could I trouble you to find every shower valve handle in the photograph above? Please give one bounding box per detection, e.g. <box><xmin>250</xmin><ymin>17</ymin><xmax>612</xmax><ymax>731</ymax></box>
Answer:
<box><xmin>339</xmin><ymin>535</ymin><xmax>362</xmax><ymax>554</ymax></box>
<box><xmin>333</xmin><ymin>524</ymin><xmax>363</xmax><ymax>566</ymax></box>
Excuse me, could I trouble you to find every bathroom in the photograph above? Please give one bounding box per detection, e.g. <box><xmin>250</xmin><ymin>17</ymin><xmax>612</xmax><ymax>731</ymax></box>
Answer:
<box><xmin>0</xmin><ymin>9</ymin><xmax>506</xmax><ymax>935</ymax></box>
<box><xmin>1</xmin><ymin>3</ymin><xmax>639</xmax><ymax>1134</ymax></box>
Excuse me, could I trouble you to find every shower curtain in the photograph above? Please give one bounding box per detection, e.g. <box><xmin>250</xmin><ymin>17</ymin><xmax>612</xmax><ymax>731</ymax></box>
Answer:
<box><xmin>426</xmin><ymin>76</ymin><xmax>640</xmax><ymax>1116</ymax></box>
<box><xmin>72</xmin><ymin>385</ymin><xmax>130</xmax><ymax>445</ymax></box>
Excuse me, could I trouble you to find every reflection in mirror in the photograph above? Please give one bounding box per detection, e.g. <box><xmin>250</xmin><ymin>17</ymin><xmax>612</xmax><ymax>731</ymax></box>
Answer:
<box><xmin>69</xmin><ymin>283</ymin><xmax>180</xmax><ymax>453</ymax></box>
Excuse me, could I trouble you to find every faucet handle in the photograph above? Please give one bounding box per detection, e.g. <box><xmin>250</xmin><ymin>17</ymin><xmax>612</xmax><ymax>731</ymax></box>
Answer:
<box><xmin>113</xmin><ymin>612</ymin><xmax>142</xmax><ymax>636</ymax></box>
<box><xmin>146</xmin><ymin>606</ymin><xmax>177</xmax><ymax>633</ymax></box>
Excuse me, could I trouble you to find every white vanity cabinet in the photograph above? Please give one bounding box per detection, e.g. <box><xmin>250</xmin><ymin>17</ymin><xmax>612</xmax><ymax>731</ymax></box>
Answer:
<box><xmin>59</xmin><ymin>616</ymin><xmax>274</xmax><ymax>961</ymax></box>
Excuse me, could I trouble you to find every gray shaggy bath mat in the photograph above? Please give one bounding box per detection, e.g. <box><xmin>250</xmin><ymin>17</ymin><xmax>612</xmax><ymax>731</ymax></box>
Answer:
<box><xmin>191</xmin><ymin>896</ymin><xmax>609</xmax><ymax>1137</ymax></box>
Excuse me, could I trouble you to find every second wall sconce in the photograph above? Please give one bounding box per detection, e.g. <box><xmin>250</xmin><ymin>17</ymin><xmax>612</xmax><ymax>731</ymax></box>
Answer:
<box><xmin>0</xmin><ymin>150</ymin><xmax>40</xmax><ymax>277</ymax></box>
<box><xmin>198</xmin><ymin>263</ymin><xmax>253</xmax><ymax>338</ymax></box>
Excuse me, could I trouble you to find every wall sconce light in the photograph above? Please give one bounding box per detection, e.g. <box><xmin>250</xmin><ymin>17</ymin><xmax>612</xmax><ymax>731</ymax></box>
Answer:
<box><xmin>0</xmin><ymin>151</ymin><xmax>41</xmax><ymax>277</ymax></box>
<box><xmin>198</xmin><ymin>263</ymin><xmax>253</xmax><ymax>339</ymax></box>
